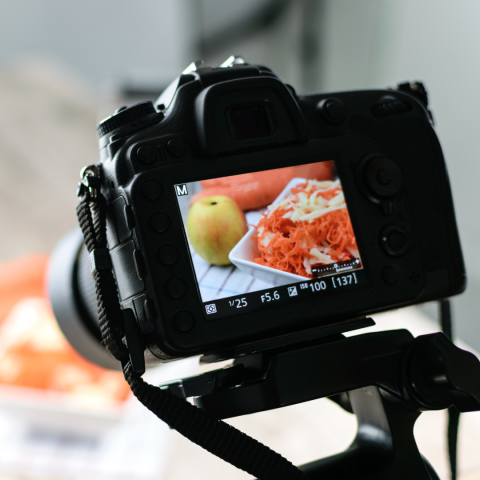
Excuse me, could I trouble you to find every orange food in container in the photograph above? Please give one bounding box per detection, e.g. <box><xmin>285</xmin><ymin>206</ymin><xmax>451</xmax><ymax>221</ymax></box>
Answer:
<box><xmin>0</xmin><ymin>255</ymin><xmax>129</xmax><ymax>411</ymax></box>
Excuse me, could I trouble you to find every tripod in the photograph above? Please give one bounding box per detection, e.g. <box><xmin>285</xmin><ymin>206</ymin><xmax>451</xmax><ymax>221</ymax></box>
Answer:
<box><xmin>162</xmin><ymin>321</ymin><xmax>480</xmax><ymax>479</ymax></box>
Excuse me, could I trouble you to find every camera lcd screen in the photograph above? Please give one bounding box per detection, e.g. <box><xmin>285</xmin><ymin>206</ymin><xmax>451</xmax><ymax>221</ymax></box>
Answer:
<box><xmin>175</xmin><ymin>161</ymin><xmax>367</xmax><ymax>320</ymax></box>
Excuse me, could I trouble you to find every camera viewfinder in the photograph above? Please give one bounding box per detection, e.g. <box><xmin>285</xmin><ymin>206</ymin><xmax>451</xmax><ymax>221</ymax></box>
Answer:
<box><xmin>228</xmin><ymin>103</ymin><xmax>273</xmax><ymax>140</ymax></box>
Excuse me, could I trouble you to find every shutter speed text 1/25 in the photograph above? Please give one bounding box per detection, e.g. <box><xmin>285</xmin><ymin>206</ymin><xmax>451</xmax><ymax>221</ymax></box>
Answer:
<box><xmin>202</xmin><ymin>271</ymin><xmax>365</xmax><ymax>320</ymax></box>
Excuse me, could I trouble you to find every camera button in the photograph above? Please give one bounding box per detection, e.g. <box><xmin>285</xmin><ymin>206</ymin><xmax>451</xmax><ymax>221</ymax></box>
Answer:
<box><xmin>382</xmin><ymin>266</ymin><xmax>402</xmax><ymax>285</ymax></box>
<box><xmin>317</xmin><ymin>98</ymin><xmax>346</xmax><ymax>124</ymax></box>
<box><xmin>166</xmin><ymin>278</ymin><xmax>186</xmax><ymax>298</ymax></box>
<box><xmin>142</xmin><ymin>180</ymin><xmax>163</xmax><ymax>200</ymax></box>
<box><xmin>173</xmin><ymin>311</ymin><xmax>194</xmax><ymax>332</ymax></box>
<box><xmin>365</xmin><ymin>157</ymin><xmax>403</xmax><ymax>198</ymax></box>
<box><xmin>158</xmin><ymin>245</ymin><xmax>178</xmax><ymax>265</ymax></box>
<box><xmin>380</xmin><ymin>226</ymin><xmax>410</xmax><ymax>256</ymax></box>
<box><xmin>150</xmin><ymin>212</ymin><xmax>171</xmax><ymax>233</ymax></box>
<box><xmin>137</xmin><ymin>145</ymin><xmax>157</xmax><ymax>164</ymax></box>
<box><xmin>166</xmin><ymin>138</ymin><xmax>187</xmax><ymax>157</ymax></box>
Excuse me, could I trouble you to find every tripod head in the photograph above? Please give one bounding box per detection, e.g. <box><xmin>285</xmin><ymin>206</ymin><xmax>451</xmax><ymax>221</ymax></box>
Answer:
<box><xmin>161</xmin><ymin>326</ymin><xmax>480</xmax><ymax>479</ymax></box>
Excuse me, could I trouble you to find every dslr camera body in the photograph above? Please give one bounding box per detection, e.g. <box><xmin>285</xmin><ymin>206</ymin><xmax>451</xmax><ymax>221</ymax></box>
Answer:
<box><xmin>94</xmin><ymin>59</ymin><xmax>465</xmax><ymax>364</ymax></box>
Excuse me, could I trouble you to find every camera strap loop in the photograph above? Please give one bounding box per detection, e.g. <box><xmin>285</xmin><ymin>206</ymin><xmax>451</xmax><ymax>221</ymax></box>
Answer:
<box><xmin>76</xmin><ymin>163</ymin><xmax>308</xmax><ymax>480</ymax></box>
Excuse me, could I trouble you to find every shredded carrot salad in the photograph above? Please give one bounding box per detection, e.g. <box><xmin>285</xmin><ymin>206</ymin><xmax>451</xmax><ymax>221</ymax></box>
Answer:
<box><xmin>253</xmin><ymin>180</ymin><xmax>360</xmax><ymax>278</ymax></box>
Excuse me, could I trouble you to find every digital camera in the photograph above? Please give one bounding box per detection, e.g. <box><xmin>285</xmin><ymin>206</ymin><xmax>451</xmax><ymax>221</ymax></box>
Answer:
<box><xmin>53</xmin><ymin>58</ymin><xmax>466</xmax><ymax>366</ymax></box>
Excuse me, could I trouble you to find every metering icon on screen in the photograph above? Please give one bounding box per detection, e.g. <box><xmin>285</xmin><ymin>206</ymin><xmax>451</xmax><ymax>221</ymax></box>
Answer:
<box><xmin>288</xmin><ymin>286</ymin><xmax>298</xmax><ymax>297</ymax></box>
<box><xmin>205</xmin><ymin>304</ymin><xmax>217</xmax><ymax>314</ymax></box>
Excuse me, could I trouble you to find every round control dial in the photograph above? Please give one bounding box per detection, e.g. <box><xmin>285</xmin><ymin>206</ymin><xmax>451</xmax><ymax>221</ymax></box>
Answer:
<box><xmin>97</xmin><ymin>101</ymin><xmax>156</xmax><ymax>138</ymax></box>
<box><xmin>364</xmin><ymin>157</ymin><xmax>403</xmax><ymax>199</ymax></box>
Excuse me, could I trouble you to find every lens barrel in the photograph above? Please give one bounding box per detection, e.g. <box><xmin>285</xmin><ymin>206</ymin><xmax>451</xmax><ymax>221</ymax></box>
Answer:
<box><xmin>47</xmin><ymin>228</ymin><xmax>120</xmax><ymax>370</ymax></box>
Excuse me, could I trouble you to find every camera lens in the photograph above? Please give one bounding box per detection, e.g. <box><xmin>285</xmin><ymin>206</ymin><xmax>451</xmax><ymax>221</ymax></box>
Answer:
<box><xmin>48</xmin><ymin>228</ymin><xmax>120</xmax><ymax>370</ymax></box>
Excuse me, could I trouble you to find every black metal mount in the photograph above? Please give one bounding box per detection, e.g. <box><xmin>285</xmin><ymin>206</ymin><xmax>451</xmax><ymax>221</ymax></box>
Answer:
<box><xmin>160</xmin><ymin>326</ymin><xmax>480</xmax><ymax>479</ymax></box>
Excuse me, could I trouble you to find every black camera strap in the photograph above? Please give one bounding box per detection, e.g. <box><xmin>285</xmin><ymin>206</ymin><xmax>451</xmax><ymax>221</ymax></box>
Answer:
<box><xmin>76</xmin><ymin>165</ymin><xmax>307</xmax><ymax>480</ymax></box>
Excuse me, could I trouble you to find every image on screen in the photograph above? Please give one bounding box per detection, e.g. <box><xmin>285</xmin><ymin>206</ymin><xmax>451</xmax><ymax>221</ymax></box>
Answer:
<box><xmin>175</xmin><ymin>160</ymin><xmax>364</xmax><ymax>318</ymax></box>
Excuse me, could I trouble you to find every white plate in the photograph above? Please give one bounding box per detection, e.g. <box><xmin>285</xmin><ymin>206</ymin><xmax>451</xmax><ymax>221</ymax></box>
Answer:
<box><xmin>229</xmin><ymin>178</ymin><xmax>309</xmax><ymax>286</ymax></box>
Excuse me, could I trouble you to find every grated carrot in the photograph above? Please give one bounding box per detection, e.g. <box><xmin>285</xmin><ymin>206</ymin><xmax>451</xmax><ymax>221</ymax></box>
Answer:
<box><xmin>253</xmin><ymin>181</ymin><xmax>359</xmax><ymax>278</ymax></box>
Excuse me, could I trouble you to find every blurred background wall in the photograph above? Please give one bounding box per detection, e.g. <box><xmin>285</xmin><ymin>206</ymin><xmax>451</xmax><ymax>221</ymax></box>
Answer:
<box><xmin>0</xmin><ymin>0</ymin><xmax>478</xmax><ymax>348</ymax></box>
<box><xmin>1</xmin><ymin>2</ymin><xmax>480</xmax><ymax>479</ymax></box>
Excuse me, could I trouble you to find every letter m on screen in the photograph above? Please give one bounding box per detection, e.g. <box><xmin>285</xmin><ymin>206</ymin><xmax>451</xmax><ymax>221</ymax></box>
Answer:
<box><xmin>175</xmin><ymin>184</ymin><xmax>188</xmax><ymax>196</ymax></box>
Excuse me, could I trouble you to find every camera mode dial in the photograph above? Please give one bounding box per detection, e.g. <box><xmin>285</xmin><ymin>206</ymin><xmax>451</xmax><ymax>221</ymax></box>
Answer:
<box><xmin>97</xmin><ymin>101</ymin><xmax>156</xmax><ymax>138</ymax></box>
